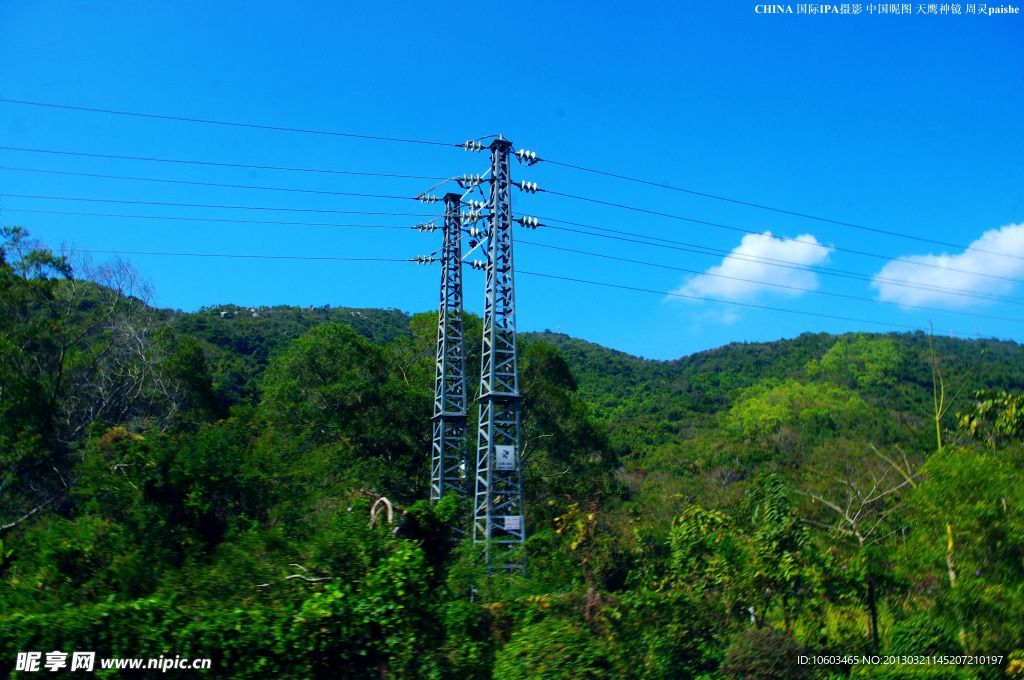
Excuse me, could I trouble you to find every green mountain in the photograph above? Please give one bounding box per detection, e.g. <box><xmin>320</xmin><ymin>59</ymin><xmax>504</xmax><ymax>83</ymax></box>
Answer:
<box><xmin>3</xmin><ymin>226</ymin><xmax>1023</xmax><ymax>679</ymax></box>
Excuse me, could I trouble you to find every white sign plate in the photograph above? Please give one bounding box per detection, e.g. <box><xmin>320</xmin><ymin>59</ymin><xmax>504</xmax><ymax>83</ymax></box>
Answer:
<box><xmin>495</xmin><ymin>445</ymin><xmax>516</xmax><ymax>471</ymax></box>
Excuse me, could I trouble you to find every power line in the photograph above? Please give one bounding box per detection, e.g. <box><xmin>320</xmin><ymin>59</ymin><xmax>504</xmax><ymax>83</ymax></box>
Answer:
<box><xmin>2</xmin><ymin>96</ymin><xmax>1009</xmax><ymax>262</ymax></box>
<box><xmin>0</xmin><ymin>165</ymin><xmax>423</xmax><ymax>202</ymax></box>
<box><xmin>517</xmin><ymin>270</ymin><xmax>952</xmax><ymax>334</ymax></box>
<box><xmin>517</xmin><ymin>240</ymin><xmax>1019</xmax><ymax>323</ymax></box>
<box><xmin>52</xmin><ymin>247</ymin><xmax>985</xmax><ymax>337</ymax></box>
<box><xmin>14</xmin><ymin>202</ymin><xmax>1015</xmax><ymax>314</ymax></box>
<box><xmin>6</xmin><ymin>206</ymin><xmax>1014</xmax><ymax>314</ymax></box>
<box><xmin>63</xmin><ymin>247</ymin><xmax>410</xmax><ymax>263</ymax></box>
<box><xmin>2</xmin><ymin>208</ymin><xmax>420</xmax><ymax>231</ymax></box>
<box><xmin>8</xmin><ymin>158</ymin><xmax>1016</xmax><ymax>286</ymax></box>
<box><xmin>6</xmin><ymin>190</ymin><xmax>1017</xmax><ymax>307</ymax></box>
<box><xmin>30</xmin><ymin>204</ymin><xmax>1010</xmax><ymax>319</ymax></box>
<box><xmin>532</xmin><ymin>217</ymin><xmax>1024</xmax><ymax>307</ymax></box>
<box><xmin>0</xmin><ymin>97</ymin><xmax>460</xmax><ymax>147</ymax></box>
<box><xmin>542</xmin><ymin>221</ymin><xmax>1024</xmax><ymax>307</ymax></box>
<box><xmin>0</xmin><ymin>193</ymin><xmax>435</xmax><ymax>217</ymax></box>
<box><xmin>0</xmin><ymin>145</ymin><xmax>451</xmax><ymax>181</ymax></box>
<box><xmin>539</xmin><ymin>157</ymin><xmax>1024</xmax><ymax>262</ymax></box>
<box><xmin>538</xmin><ymin>191</ymin><xmax>1024</xmax><ymax>282</ymax></box>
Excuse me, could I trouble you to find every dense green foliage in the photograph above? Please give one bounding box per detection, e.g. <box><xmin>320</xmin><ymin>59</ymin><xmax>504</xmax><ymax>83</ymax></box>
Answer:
<box><xmin>3</xmin><ymin>226</ymin><xmax>1024</xmax><ymax>678</ymax></box>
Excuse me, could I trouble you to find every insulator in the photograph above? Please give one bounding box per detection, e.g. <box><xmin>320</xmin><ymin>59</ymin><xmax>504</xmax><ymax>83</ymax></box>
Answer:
<box><xmin>517</xmin><ymin>216</ymin><xmax>540</xmax><ymax>229</ymax></box>
<box><xmin>468</xmin><ymin>227</ymin><xmax>483</xmax><ymax>238</ymax></box>
<box><xmin>414</xmin><ymin>222</ymin><xmax>438</xmax><ymax>232</ymax></box>
<box><xmin>461</xmin><ymin>209</ymin><xmax>484</xmax><ymax>222</ymax></box>
<box><xmin>412</xmin><ymin>255</ymin><xmax>437</xmax><ymax>265</ymax></box>
<box><xmin>466</xmin><ymin>199</ymin><xmax>487</xmax><ymax>210</ymax></box>
<box><xmin>457</xmin><ymin>173</ymin><xmax>487</xmax><ymax>188</ymax></box>
<box><xmin>515</xmin><ymin>148</ymin><xmax>539</xmax><ymax>165</ymax></box>
<box><xmin>417</xmin><ymin>194</ymin><xmax>440</xmax><ymax>203</ymax></box>
<box><xmin>467</xmin><ymin>259</ymin><xmax>487</xmax><ymax>271</ymax></box>
<box><xmin>517</xmin><ymin>180</ymin><xmax>539</xmax><ymax>194</ymax></box>
<box><xmin>461</xmin><ymin>140</ymin><xmax>486</xmax><ymax>152</ymax></box>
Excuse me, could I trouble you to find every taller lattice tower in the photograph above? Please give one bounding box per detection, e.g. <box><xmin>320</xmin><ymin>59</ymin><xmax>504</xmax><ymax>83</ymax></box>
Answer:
<box><xmin>472</xmin><ymin>138</ymin><xmax>525</xmax><ymax>571</ymax></box>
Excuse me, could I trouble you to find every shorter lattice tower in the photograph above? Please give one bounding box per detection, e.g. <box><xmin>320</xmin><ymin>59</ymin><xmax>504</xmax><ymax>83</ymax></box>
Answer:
<box><xmin>430</xmin><ymin>193</ymin><xmax>469</xmax><ymax>501</ymax></box>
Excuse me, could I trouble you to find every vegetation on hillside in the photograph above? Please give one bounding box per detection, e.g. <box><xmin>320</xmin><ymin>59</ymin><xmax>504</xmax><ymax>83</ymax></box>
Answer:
<box><xmin>2</xmin><ymin>225</ymin><xmax>1023</xmax><ymax>678</ymax></box>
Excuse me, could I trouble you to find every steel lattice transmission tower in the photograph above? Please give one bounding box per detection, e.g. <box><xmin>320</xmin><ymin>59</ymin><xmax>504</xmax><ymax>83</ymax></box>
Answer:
<box><xmin>430</xmin><ymin>193</ymin><xmax>469</xmax><ymax>501</ymax></box>
<box><xmin>473</xmin><ymin>138</ymin><xmax>525</xmax><ymax>571</ymax></box>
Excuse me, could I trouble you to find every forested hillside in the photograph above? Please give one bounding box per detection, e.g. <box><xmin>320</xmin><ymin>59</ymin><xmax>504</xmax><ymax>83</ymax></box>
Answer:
<box><xmin>2</xmin><ymin>225</ymin><xmax>1023</xmax><ymax>678</ymax></box>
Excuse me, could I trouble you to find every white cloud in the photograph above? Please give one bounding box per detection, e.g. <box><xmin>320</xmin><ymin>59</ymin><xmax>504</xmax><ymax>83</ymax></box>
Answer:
<box><xmin>671</xmin><ymin>231</ymin><xmax>834</xmax><ymax>303</ymax></box>
<box><xmin>871</xmin><ymin>223</ymin><xmax>1024</xmax><ymax>308</ymax></box>
<box><xmin>691</xmin><ymin>307</ymin><xmax>741</xmax><ymax>326</ymax></box>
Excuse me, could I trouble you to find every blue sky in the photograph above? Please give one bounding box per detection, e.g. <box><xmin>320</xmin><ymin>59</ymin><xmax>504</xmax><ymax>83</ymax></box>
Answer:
<box><xmin>1</xmin><ymin>1</ymin><xmax>1021</xmax><ymax>359</ymax></box>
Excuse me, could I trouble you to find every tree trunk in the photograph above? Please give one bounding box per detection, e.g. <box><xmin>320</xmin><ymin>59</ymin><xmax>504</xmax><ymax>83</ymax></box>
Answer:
<box><xmin>866</xmin><ymin>575</ymin><xmax>879</xmax><ymax>652</ymax></box>
<box><xmin>946</xmin><ymin>523</ymin><xmax>968</xmax><ymax>652</ymax></box>
<box><xmin>857</xmin><ymin>533</ymin><xmax>880</xmax><ymax>651</ymax></box>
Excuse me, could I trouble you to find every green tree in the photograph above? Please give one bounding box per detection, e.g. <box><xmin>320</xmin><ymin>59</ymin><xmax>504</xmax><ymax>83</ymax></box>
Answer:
<box><xmin>957</xmin><ymin>390</ymin><xmax>1024</xmax><ymax>448</ymax></box>
<box><xmin>1</xmin><ymin>227</ymin><xmax>170</xmax><ymax>536</ymax></box>
<box><xmin>800</xmin><ymin>440</ymin><xmax>918</xmax><ymax>650</ymax></box>
<box><xmin>668</xmin><ymin>506</ymin><xmax>746</xmax><ymax>608</ymax></box>
<box><xmin>493</xmin><ymin>615</ymin><xmax>610</xmax><ymax>679</ymax></box>
<box><xmin>721</xmin><ymin>627</ymin><xmax>810</xmax><ymax>680</ymax></box>
<box><xmin>259</xmin><ymin>323</ymin><xmax>430</xmax><ymax>499</ymax></box>
<box><xmin>807</xmin><ymin>334</ymin><xmax>904</xmax><ymax>391</ymax></box>
<box><xmin>744</xmin><ymin>474</ymin><xmax>812</xmax><ymax>631</ymax></box>
<box><xmin>727</xmin><ymin>378</ymin><xmax>874</xmax><ymax>453</ymax></box>
<box><xmin>895</xmin><ymin>446</ymin><xmax>1024</xmax><ymax>656</ymax></box>
<box><xmin>519</xmin><ymin>342</ymin><xmax>618</xmax><ymax>506</ymax></box>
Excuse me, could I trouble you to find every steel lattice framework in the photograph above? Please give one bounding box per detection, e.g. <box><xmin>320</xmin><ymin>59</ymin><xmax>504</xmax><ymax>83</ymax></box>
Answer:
<box><xmin>431</xmin><ymin>193</ymin><xmax>468</xmax><ymax>501</ymax></box>
<box><xmin>473</xmin><ymin>138</ymin><xmax>525</xmax><ymax>571</ymax></box>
